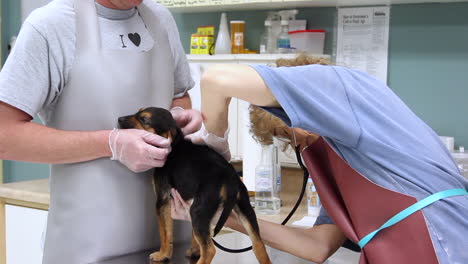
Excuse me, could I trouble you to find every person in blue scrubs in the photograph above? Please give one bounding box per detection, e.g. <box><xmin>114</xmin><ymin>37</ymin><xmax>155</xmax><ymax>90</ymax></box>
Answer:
<box><xmin>173</xmin><ymin>55</ymin><xmax>468</xmax><ymax>263</ymax></box>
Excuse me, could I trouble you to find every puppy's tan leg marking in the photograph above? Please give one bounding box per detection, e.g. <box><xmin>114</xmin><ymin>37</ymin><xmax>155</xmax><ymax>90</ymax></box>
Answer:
<box><xmin>219</xmin><ymin>185</ymin><xmax>228</xmax><ymax>200</ymax></box>
<box><xmin>150</xmin><ymin>204</ymin><xmax>173</xmax><ymax>262</ymax></box>
<box><xmin>186</xmin><ymin>231</ymin><xmax>201</xmax><ymax>258</ymax></box>
<box><xmin>193</xmin><ymin>232</ymin><xmax>216</xmax><ymax>264</ymax></box>
<box><xmin>237</xmin><ymin>209</ymin><xmax>271</xmax><ymax>264</ymax></box>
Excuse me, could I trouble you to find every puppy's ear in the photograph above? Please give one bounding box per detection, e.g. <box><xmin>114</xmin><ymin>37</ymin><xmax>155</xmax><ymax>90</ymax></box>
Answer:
<box><xmin>161</xmin><ymin>128</ymin><xmax>177</xmax><ymax>144</ymax></box>
<box><xmin>139</xmin><ymin>108</ymin><xmax>144</xmax><ymax>112</ymax></box>
<box><xmin>169</xmin><ymin>128</ymin><xmax>177</xmax><ymax>143</ymax></box>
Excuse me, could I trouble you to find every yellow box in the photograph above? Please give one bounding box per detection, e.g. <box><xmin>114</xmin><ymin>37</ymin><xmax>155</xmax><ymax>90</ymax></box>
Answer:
<box><xmin>197</xmin><ymin>26</ymin><xmax>215</xmax><ymax>36</ymax></box>
<box><xmin>190</xmin><ymin>34</ymin><xmax>201</xmax><ymax>54</ymax></box>
<box><xmin>198</xmin><ymin>35</ymin><xmax>214</xmax><ymax>55</ymax></box>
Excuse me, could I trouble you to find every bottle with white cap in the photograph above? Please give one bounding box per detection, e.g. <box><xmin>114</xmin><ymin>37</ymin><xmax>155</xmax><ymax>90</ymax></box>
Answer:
<box><xmin>260</xmin><ymin>20</ymin><xmax>277</xmax><ymax>54</ymax></box>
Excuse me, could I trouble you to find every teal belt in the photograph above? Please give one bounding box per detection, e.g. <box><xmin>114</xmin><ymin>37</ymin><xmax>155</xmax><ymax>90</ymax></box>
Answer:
<box><xmin>358</xmin><ymin>188</ymin><xmax>468</xmax><ymax>248</ymax></box>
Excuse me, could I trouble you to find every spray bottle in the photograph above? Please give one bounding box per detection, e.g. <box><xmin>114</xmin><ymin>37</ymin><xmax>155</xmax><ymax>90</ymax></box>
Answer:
<box><xmin>277</xmin><ymin>9</ymin><xmax>298</xmax><ymax>54</ymax></box>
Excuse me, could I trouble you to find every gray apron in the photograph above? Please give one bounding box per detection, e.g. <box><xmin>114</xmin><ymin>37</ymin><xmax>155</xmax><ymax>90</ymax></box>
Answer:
<box><xmin>42</xmin><ymin>0</ymin><xmax>190</xmax><ymax>263</ymax></box>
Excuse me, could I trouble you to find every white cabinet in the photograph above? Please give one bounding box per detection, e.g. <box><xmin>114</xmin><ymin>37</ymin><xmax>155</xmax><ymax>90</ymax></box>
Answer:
<box><xmin>187</xmin><ymin>54</ymin><xmax>330</xmax><ymax>189</ymax></box>
<box><xmin>5</xmin><ymin>205</ymin><xmax>47</xmax><ymax>264</ymax></box>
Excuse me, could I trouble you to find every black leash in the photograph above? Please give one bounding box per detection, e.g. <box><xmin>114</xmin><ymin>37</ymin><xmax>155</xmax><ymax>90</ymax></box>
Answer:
<box><xmin>213</xmin><ymin>145</ymin><xmax>309</xmax><ymax>253</ymax></box>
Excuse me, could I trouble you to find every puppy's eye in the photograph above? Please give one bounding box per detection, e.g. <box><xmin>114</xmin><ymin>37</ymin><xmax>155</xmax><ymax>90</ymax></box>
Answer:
<box><xmin>139</xmin><ymin>116</ymin><xmax>150</xmax><ymax>125</ymax></box>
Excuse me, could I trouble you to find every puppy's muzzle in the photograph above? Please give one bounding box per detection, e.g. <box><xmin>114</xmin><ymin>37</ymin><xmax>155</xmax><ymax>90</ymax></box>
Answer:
<box><xmin>118</xmin><ymin>115</ymin><xmax>135</xmax><ymax>129</ymax></box>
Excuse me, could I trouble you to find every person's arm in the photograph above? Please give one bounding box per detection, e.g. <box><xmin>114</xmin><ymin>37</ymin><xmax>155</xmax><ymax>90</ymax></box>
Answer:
<box><xmin>226</xmin><ymin>217</ymin><xmax>346</xmax><ymax>263</ymax></box>
<box><xmin>171</xmin><ymin>188</ymin><xmax>346</xmax><ymax>263</ymax></box>
<box><xmin>0</xmin><ymin>101</ymin><xmax>171</xmax><ymax>172</ymax></box>
<box><xmin>0</xmin><ymin>101</ymin><xmax>111</xmax><ymax>164</ymax></box>
<box><xmin>171</xmin><ymin>91</ymin><xmax>192</xmax><ymax>110</ymax></box>
<box><xmin>200</xmin><ymin>64</ymin><xmax>279</xmax><ymax>137</ymax></box>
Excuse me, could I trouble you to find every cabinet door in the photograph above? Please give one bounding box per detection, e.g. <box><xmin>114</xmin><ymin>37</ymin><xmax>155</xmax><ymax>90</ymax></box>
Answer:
<box><xmin>5</xmin><ymin>205</ymin><xmax>48</xmax><ymax>264</ymax></box>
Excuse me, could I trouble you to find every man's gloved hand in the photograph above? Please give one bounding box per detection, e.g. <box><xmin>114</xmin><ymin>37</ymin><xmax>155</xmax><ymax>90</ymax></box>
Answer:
<box><xmin>108</xmin><ymin>129</ymin><xmax>171</xmax><ymax>172</ymax></box>
<box><xmin>185</xmin><ymin>126</ymin><xmax>231</xmax><ymax>161</ymax></box>
<box><xmin>170</xmin><ymin>107</ymin><xmax>203</xmax><ymax>136</ymax></box>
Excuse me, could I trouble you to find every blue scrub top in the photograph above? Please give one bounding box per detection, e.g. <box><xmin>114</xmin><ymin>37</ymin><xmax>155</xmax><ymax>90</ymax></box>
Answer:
<box><xmin>251</xmin><ymin>64</ymin><xmax>468</xmax><ymax>264</ymax></box>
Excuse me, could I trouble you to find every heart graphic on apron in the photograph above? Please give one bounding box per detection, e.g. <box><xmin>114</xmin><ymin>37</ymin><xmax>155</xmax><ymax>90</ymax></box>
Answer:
<box><xmin>128</xmin><ymin>33</ymin><xmax>141</xmax><ymax>47</ymax></box>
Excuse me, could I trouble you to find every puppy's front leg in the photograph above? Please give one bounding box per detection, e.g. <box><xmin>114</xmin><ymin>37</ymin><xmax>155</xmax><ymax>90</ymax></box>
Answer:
<box><xmin>150</xmin><ymin>198</ymin><xmax>173</xmax><ymax>262</ymax></box>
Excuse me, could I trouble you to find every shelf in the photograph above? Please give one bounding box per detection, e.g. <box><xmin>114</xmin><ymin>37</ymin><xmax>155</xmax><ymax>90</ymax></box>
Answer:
<box><xmin>187</xmin><ymin>53</ymin><xmax>330</xmax><ymax>63</ymax></box>
<box><xmin>159</xmin><ymin>0</ymin><xmax>468</xmax><ymax>12</ymax></box>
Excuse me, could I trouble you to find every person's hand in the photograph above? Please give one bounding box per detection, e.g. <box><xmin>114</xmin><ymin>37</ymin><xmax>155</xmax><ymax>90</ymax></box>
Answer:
<box><xmin>170</xmin><ymin>107</ymin><xmax>203</xmax><ymax>136</ymax></box>
<box><xmin>170</xmin><ymin>189</ymin><xmax>192</xmax><ymax>221</ymax></box>
<box><xmin>108</xmin><ymin>129</ymin><xmax>171</xmax><ymax>172</ymax></box>
<box><xmin>185</xmin><ymin>126</ymin><xmax>231</xmax><ymax>161</ymax></box>
<box><xmin>170</xmin><ymin>188</ymin><xmax>240</xmax><ymax>229</ymax></box>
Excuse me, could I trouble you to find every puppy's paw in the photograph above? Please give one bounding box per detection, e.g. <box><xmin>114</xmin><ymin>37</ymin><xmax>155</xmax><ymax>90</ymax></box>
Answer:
<box><xmin>185</xmin><ymin>247</ymin><xmax>201</xmax><ymax>259</ymax></box>
<box><xmin>149</xmin><ymin>251</ymin><xmax>171</xmax><ymax>262</ymax></box>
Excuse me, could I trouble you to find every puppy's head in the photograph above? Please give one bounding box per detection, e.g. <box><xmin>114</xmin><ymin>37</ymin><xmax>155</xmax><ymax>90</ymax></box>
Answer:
<box><xmin>118</xmin><ymin>107</ymin><xmax>179</xmax><ymax>144</ymax></box>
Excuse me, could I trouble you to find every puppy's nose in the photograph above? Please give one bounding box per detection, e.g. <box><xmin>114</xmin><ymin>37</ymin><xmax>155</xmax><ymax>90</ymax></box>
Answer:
<box><xmin>118</xmin><ymin>117</ymin><xmax>125</xmax><ymax>124</ymax></box>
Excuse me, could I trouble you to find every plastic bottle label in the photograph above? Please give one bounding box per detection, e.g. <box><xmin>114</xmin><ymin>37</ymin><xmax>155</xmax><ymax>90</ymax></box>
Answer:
<box><xmin>256</xmin><ymin>170</ymin><xmax>273</xmax><ymax>192</ymax></box>
<box><xmin>234</xmin><ymin>32</ymin><xmax>244</xmax><ymax>46</ymax></box>
<box><xmin>277</xmin><ymin>38</ymin><xmax>290</xmax><ymax>48</ymax></box>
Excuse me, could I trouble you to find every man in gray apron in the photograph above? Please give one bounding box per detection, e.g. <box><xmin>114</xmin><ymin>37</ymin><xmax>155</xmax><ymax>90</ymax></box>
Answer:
<box><xmin>0</xmin><ymin>0</ymin><xmax>196</xmax><ymax>263</ymax></box>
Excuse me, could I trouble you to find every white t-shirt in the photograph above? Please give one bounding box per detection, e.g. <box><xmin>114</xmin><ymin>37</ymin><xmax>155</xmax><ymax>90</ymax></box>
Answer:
<box><xmin>0</xmin><ymin>0</ymin><xmax>193</xmax><ymax>120</ymax></box>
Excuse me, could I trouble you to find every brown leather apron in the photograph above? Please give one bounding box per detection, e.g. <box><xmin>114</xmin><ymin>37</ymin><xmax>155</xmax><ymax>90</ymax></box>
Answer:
<box><xmin>301</xmin><ymin>137</ymin><xmax>439</xmax><ymax>264</ymax></box>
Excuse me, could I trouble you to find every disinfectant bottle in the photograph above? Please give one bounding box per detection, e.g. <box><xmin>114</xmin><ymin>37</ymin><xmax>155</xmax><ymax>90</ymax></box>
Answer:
<box><xmin>215</xmin><ymin>13</ymin><xmax>231</xmax><ymax>54</ymax></box>
<box><xmin>277</xmin><ymin>10</ymin><xmax>298</xmax><ymax>54</ymax></box>
<box><xmin>277</xmin><ymin>19</ymin><xmax>290</xmax><ymax>53</ymax></box>
<box><xmin>255</xmin><ymin>144</ymin><xmax>281</xmax><ymax>215</ymax></box>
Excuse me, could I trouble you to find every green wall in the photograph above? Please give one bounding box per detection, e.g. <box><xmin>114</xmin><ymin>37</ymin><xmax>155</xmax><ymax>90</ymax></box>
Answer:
<box><xmin>1</xmin><ymin>2</ymin><xmax>468</xmax><ymax>183</ymax></box>
<box><xmin>1</xmin><ymin>0</ymin><xmax>20</xmax><ymax>64</ymax></box>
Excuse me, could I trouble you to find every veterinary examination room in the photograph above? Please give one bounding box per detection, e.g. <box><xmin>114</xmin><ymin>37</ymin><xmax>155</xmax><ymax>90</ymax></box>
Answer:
<box><xmin>0</xmin><ymin>0</ymin><xmax>468</xmax><ymax>263</ymax></box>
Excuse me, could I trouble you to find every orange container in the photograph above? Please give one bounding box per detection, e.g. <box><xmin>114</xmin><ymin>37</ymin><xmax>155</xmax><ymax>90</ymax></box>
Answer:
<box><xmin>230</xmin><ymin>20</ymin><xmax>245</xmax><ymax>54</ymax></box>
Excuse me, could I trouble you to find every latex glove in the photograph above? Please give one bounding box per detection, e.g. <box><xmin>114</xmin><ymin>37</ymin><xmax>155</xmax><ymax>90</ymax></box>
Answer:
<box><xmin>170</xmin><ymin>188</ymin><xmax>192</xmax><ymax>222</ymax></box>
<box><xmin>170</xmin><ymin>107</ymin><xmax>203</xmax><ymax>136</ymax></box>
<box><xmin>109</xmin><ymin>128</ymin><xmax>171</xmax><ymax>172</ymax></box>
<box><xmin>185</xmin><ymin>126</ymin><xmax>231</xmax><ymax>161</ymax></box>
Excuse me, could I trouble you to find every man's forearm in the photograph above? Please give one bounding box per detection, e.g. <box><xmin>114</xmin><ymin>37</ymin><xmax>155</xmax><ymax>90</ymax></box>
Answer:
<box><xmin>0</xmin><ymin>121</ymin><xmax>111</xmax><ymax>164</ymax></box>
<box><xmin>171</xmin><ymin>92</ymin><xmax>192</xmax><ymax>110</ymax></box>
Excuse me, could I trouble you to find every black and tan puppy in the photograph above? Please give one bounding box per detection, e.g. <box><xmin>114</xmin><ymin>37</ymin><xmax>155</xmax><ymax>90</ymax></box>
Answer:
<box><xmin>118</xmin><ymin>107</ymin><xmax>271</xmax><ymax>264</ymax></box>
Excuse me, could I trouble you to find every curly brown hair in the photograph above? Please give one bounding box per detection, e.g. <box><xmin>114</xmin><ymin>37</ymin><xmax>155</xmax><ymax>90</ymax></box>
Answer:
<box><xmin>249</xmin><ymin>54</ymin><xmax>329</xmax><ymax>147</ymax></box>
<box><xmin>275</xmin><ymin>53</ymin><xmax>330</xmax><ymax>67</ymax></box>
